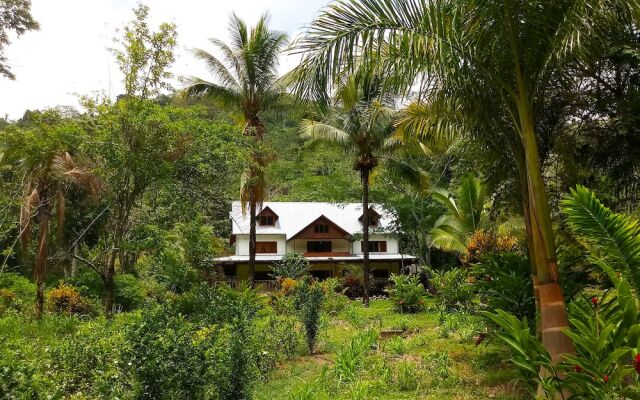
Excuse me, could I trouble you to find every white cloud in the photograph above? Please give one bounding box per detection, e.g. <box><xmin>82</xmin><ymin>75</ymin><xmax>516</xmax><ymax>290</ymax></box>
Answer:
<box><xmin>0</xmin><ymin>0</ymin><xmax>328</xmax><ymax>119</ymax></box>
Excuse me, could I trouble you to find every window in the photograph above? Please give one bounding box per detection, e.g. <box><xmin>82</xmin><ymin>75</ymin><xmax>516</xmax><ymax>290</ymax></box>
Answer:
<box><xmin>361</xmin><ymin>241</ymin><xmax>387</xmax><ymax>252</ymax></box>
<box><xmin>254</xmin><ymin>271</ymin><xmax>275</xmax><ymax>281</ymax></box>
<box><xmin>310</xmin><ymin>270</ymin><xmax>332</xmax><ymax>280</ymax></box>
<box><xmin>256</xmin><ymin>241</ymin><xmax>277</xmax><ymax>254</ymax></box>
<box><xmin>259</xmin><ymin>215</ymin><xmax>274</xmax><ymax>226</ymax></box>
<box><xmin>222</xmin><ymin>265</ymin><xmax>236</xmax><ymax>277</ymax></box>
<box><xmin>307</xmin><ymin>241</ymin><xmax>332</xmax><ymax>253</ymax></box>
<box><xmin>314</xmin><ymin>224</ymin><xmax>329</xmax><ymax>233</ymax></box>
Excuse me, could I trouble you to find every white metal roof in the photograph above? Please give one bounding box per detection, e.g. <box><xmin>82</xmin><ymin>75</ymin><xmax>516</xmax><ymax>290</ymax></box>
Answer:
<box><xmin>230</xmin><ymin>201</ymin><xmax>396</xmax><ymax>238</ymax></box>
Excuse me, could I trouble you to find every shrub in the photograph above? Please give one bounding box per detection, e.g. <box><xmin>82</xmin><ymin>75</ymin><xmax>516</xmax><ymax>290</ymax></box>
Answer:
<box><xmin>114</xmin><ymin>274</ymin><xmax>145</xmax><ymax>310</ymax></box>
<box><xmin>485</xmin><ymin>278</ymin><xmax>640</xmax><ymax>398</ymax></box>
<box><xmin>0</xmin><ymin>288</ymin><xmax>16</xmax><ymax>314</ymax></box>
<box><xmin>47</xmin><ymin>283</ymin><xmax>86</xmax><ymax>315</ymax></box>
<box><xmin>280</xmin><ymin>277</ymin><xmax>297</xmax><ymax>294</ymax></box>
<box><xmin>294</xmin><ymin>278</ymin><xmax>325</xmax><ymax>354</ymax></box>
<box><xmin>341</xmin><ymin>273</ymin><xmax>363</xmax><ymax>299</ymax></box>
<box><xmin>126</xmin><ymin>306</ymin><xmax>209</xmax><ymax>399</ymax></box>
<box><xmin>0</xmin><ymin>273</ymin><xmax>35</xmax><ymax>312</ymax></box>
<box><xmin>429</xmin><ymin>268</ymin><xmax>475</xmax><ymax>312</ymax></box>
<box><xmin>386</xmin><ymin>274</ymin><xmax>427</xmax><ymax>313</ymax></box>
<box><xmin>333</xmin><ymin>330</ymin><xmax>377</xmax><ymax>383</ymax></box>
<box><xmin>464</xmin><ymin>230</ymin><xmax>518</xmax><ymax>264</ymax></box>
<box><xmin>474</xmin><ymin>252</ymin><xmax>534</xmax><ymax>320</ymax></box>
<box><xmin>271</xmin><ymin>253</ymin><xmax>310</xmax><ymax>280</ymax></box>
<box><xmin>321</xmin><ymin>277</ymin><xmax>349</xmax><ymax>315</ymax></box>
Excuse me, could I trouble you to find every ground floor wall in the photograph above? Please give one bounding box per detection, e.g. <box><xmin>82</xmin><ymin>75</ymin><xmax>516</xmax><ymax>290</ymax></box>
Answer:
<box><xmin>227</xmin><ymin>261</ymin><xmax>402</xmax><ymax>281</ymax></box>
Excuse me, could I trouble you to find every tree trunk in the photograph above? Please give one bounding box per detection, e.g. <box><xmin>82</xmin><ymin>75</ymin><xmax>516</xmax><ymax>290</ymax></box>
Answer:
<box><xmin>34</xmin><ymin>192</ymin><xmax>51</xmax><ymax>319</ymax></box>
<box><xmin>104</xmin><ymin>271</ymin><xmax>115</xmax><ymax>316</ymax></box>
<box><xmin>518</xmin><ymin>98</ymin><xmax>575</xmax><ymax>363</ymax></box>
<box><xmin>71</xmin><ymin>243</ymin><xmax>79</xmax><ymax>277</ymax></box>
<box><xmin>362</xmin><ymin>168</ymin><xmax>370</xmax><ymax>307</ymax></box>
<box><xmin>104</xmin><ymin>253</ymin><xmax>116</xmax><ymax>316</ymax></box>
<box><xmin>248</xmin><ymin>190</ymin><xmax>257</xmax><ymax>288</ymax></box>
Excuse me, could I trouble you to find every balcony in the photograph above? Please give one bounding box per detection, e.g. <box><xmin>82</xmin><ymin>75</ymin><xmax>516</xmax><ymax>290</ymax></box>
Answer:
<box><xmin>303</xmin><ymin>251</ymin><xmax>351</xmax><ymax>257</ymax></box>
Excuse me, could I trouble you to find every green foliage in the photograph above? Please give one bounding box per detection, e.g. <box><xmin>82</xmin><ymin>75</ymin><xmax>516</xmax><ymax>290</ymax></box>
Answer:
<box><xmin>482</xmin><ymin>310</ymin><xmax>556</xmax><ymax>396</ymax></box>
<box><xmin>271</xmin><ymin>253</ymin><xmax>310</xmax><ymax>280</ymax></box>
<box><xmin>429</xmin><ymin>268</ymin><xmax>475</xmax><ymax>312</ymax></box>
<box><xmin>562</xmin><ymin>185</ymin><xmax>640</xmax><ymax>293</ymax></box>
<box><xmin>0</xmin><ymin>273</ymin><xmax>35</xmax><ymax>313</ymax></box>
<box><xmin>114</xmin><ymin>274</ymin><xmax>145</xmax><ymax>311</ymax></box>
<box><xmin>0</xmin><ymin>0</ymin><xmax>39</xmax><ymax>80</ymax></box>
<box><xmin>126</xmin><ymin>306</ymin><xmax>209</xmax><ymax>399</ymax></box>
<box><xmin>474</xmin><ymin>252</ymin><xmax>534</xmax><ymax>320</ymax></box>
<box><xmin>429</xmin><ymin>175</ymin><xmax>489</xmax><ymax>253</ymax></box>
<box><xmin>333</xmin><ymin>330</ymin><xmax>377</xmax><ymax>384</ymax></box>
<box><xmin>294</xmin><ymin>278</ymin><xmax>325</xmax><ymax>354</ymax></box>
<box><xmin>486</xmin><ymin>278</ymin><xmax>640</xmax><ymax>398</ymax></box>
<box><xmin>385</xmin><ymin>274</ymin><xmax>427</xmax><ymax>313</ymax></box>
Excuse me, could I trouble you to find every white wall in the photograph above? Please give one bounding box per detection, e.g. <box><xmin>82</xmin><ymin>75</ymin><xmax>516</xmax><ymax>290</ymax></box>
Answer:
<box><xmin>235</xmin><ymin>234</ymin><xmax>399</xmax><ymax>255</ymax></box>
<box><xmin>235</xmin><ymin>234</ymin><xmax>287</xmax><ymax>255</ymax></box>
<box><xmin>351</xmin><ymin>235</ymin><xmax>399</xmax><ymax>255</ymax></box>
<box><xmin>287</xmin><ymin>239</ymin><xmax>352</xmax><ymax>254</ymax></box>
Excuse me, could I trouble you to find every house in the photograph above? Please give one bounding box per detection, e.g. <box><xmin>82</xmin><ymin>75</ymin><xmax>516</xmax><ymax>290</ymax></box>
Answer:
<box><xmin>212</xmin><ymin>202</ymin><xmax>416</xmax><ymax>286</ymax></box>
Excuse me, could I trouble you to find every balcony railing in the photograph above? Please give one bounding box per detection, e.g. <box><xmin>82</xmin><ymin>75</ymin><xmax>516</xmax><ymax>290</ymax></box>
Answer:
<box><xmin>303</xmin><ymin>251</ymin><xmax>351</xmax><ymax>257</ymax></box>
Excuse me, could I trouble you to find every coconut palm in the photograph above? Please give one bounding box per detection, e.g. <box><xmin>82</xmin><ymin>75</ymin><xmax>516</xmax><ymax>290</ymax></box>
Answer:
<box><xmin>300</xmin><ymin>71</ymin><xmax>394</xmax><ymax>306</ymax></box>
<box><xmin>19</xmin><ymin>152</ymin><xmax>100</xmax><ymax>318</ymax></box>
<box><xmin>429</xmin><ymin>175</ymin><xmax>489</xmax><ymax>254</ymax></box>
<box><xmin>292</xmin><ymin>0</ymin><xmax>636</xmax><ymax>363</ymax></box>
<box><xmin>183</xmin><ymin>13</ymin><xmax>288</xmax><ymax>284</ymax></box>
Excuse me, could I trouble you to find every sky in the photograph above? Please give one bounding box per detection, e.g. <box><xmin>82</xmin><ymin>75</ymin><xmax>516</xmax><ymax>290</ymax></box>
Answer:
<box><xmin>0</xmin><ymin>0</ymin><xmax>330</xmax><ymax>120</ymax></box>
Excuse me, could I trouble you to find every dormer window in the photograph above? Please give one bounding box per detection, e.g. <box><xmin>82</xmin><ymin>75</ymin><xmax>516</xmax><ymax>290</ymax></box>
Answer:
<box><xmin>257</xmin><ymin>206</ymin><xmax>278</xmax><ymax>226</ymax></box>
<box><xmin>314</xmin><ymin>224</ymin><xmax>329</xmax><ymax>233</ymax></box>
<box><xmin>359</xmin><ymin>207</ymin><xmax>381</xmax><ymax>227</ymax></box>
<box><xmin>260</xmin><ymin>215</ymin><xmax>274</xmax><ymax>226</ymax></box>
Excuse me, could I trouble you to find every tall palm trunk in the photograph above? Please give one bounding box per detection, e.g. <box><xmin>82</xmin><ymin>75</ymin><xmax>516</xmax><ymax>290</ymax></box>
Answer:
<box><xmin>34</xmin><ymin>190</ymin><xmax>51</xmax><ymax>319</ymax></box>
<box><xmin>361</xmin><ymin>168</ymin><xmax>370</xmax><ymax>307</ymax></box>
<box><xmin>518</xmin><ymin>96</ymin><xmax>574</xmax><ymax>363</ymax></box>
<box><xmin>248</xmin><ymin>190</ymin><xmax>257</xmax><ymax>287</ymax></box>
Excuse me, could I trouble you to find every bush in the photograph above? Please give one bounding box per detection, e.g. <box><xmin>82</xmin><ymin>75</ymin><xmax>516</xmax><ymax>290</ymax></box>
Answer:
<box><xmin>126</xmin><ymin>306</ymin><xmax>209</xmax><ymax>399</ymax></box>
<box><xmin>386</xmin><ymin>274</ymin><xmax>427</xmax><ymax>313</ymax></box>
<box><xmin>47</xmin><ymin>283</ymin><xmax>87</xmax><ymax>315</ymax></box>
<box><xmin>464</xmin><ymin>230</ymin><xmax>518</xmax><ymax>264</ymax></box>
<box><xmin>294</xmin><ymin>278</ymin><xmax>325</xmax><ymax>354</ymax></box>
<box><xmin>429</xmin><ymin>268</ymin><xmax>475</xmax><ymax>312</ymax></box>
<box><xmin>0</xmin><ymin>273</ymin><xmax>35</xmax><ymax>313</ymax></box>
<box><xmin>321</xmin><ymin>278</ymin><xmax>349</xmax><ymax>316</ymax></box>
<box><xmin>485</xmin><ymin>278</ymin><xmax>640</xmax><ymax>398</ymax></box>
<box><xmin>333</xmin><ymin>330</ymin><xmax>377</xmax><ymax>383</ymax></box>
<box><xmin>114</xmin><ymin>274</ymin><xmax>145</xmax><ymax>310</ymax></box>
<box><xmin>271</xmin><ymin>253</ymin><xmax>310</xmax><ymax>280</ymax></box>
<box><xmin>474</xmin><ymin>252</ymin><xmax>534</xmax><ymax>320</ymax></box>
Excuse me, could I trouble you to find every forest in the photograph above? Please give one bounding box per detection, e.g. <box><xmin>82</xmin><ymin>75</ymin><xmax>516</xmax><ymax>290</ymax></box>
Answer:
<box><xmin>1</xmin><ymin>0</ymin><xmax>640</xmax><ymax>399</ymax></box>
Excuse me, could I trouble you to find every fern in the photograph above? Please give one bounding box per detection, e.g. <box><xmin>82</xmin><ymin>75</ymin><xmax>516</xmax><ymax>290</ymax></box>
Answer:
<box><xmin>561</xmin><ymin>185</ymin><xmax>640</xmax><ymax>294</ymax></box>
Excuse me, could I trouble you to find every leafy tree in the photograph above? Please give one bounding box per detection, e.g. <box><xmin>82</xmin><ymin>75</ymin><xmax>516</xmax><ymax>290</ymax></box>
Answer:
<box><xmin>0</xmin><ymin>0</ymin><xmax>39</xmax><ymax>80</ymax></box>
<box><xmin>71</xmin><ymin>5</ymin><xmax>178</xmax><ymax>314</ymax></box>
<box><xmin>2</xmin><ymin>112</ymin><xmax>99</xmax><ymax>317</ymax></box>
<box><xmin>183</xmin><ymin>13</ymin><xmax>288</xmax><ymax>285</ymax></box>
<box><xmin>292</xmin><ymin>0</ymin><xmax>637</xmax><ymax>361</ymax></box>
<box><xmin>299</xmin><ymin>71</ymin><xmax>394</xmax><ymax>306</ymax></box>
<box><xmin>270</xmin><ymin>253</ymin><xmax>310</xmax><ymax>280</ymax></box>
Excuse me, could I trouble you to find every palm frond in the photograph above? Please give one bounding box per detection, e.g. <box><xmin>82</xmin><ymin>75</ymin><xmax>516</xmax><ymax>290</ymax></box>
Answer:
<box><xmin>20</xmin><ymin>186</ymin><xmax>39</xmax><ymax>251</ymax></box>
<box><xmin>190</xmin><ymin>48</ymin><xmax>239</xmax><ymax>90</ymax></box>
<box><xmin>299</xmin><ymin>120</ymin><xmax>349</xmax><ymax>143</ymax></box>
<box><xmin>561</xmin><ymin>185</ymin><xmax>640</xmax><ymax>293</ymax></box>
<box><xmin>181</xmin><ymin>77</ymin><xmax>241</xmax><ymax>106</ymax></box>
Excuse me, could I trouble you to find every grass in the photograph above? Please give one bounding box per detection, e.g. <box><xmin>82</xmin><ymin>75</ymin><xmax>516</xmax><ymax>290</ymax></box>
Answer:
<box><xmin>254</xmin><ymin>298</ymin><xmax>526</xmax><ymax>400</ymax></box>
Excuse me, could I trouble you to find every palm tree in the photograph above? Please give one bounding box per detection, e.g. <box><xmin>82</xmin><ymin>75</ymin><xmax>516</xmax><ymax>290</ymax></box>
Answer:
<box><xmin>183</xmin><ymin>13</ymin><xmax>288</xmax><ymax>285</ymax></box>
<box><xmin>292</xmin><ymin>0</ymin><xmax>635</xmax><ymax>363</ymax></box>
<box><xmin>429</xmin><ymin>175</ymin><xmax>489</xmax><ymax>254</ymax></box>
<box><xmin>19</xmin><ymin>152</ymin><xmax>100</xmax><ymax>318</ymax></box>
<box><xmin>299</xmin><ymin>72</ymin><xmax>394</xmax><ymax>306</ymax></box>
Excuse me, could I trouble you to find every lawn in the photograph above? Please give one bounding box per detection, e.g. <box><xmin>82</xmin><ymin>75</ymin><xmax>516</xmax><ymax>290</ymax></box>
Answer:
<box><xmin>254</xmin><ymin>299</ymin><xmax>526</xmax><ymax>400</ymax></box>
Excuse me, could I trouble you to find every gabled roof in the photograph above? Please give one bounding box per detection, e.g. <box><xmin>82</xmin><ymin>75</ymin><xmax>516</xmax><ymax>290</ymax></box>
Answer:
<box><xmin>288</xmin><ymin>214</ymin><xmax>352</xmax><ymax>241</ymax></box>
<box><xmin>230</xmin><ymin>202</ymin><xmax>396</xmax><ymax>238</ymax></box>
